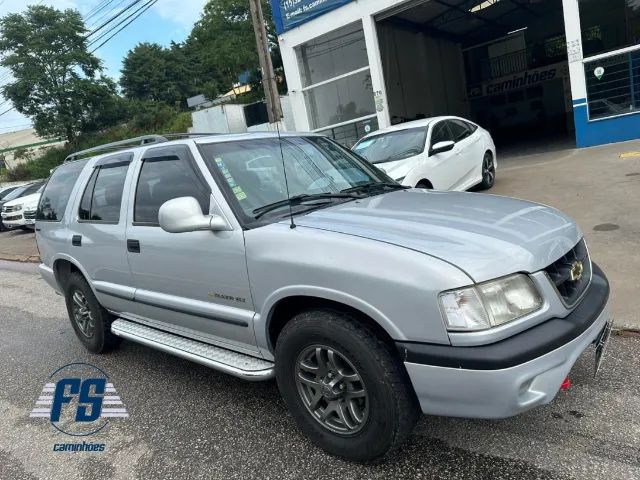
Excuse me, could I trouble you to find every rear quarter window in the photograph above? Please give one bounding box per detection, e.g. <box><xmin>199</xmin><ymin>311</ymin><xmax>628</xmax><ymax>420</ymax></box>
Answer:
<box><xmin>37</xmin><ymin>160</ymin><xmax>88</xmax><ymax>222</ymax></box>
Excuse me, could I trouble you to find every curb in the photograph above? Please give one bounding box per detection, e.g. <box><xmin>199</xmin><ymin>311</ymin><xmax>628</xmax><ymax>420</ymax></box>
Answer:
<box><xmin>0</xmin><ymin>253</ymin><xmax>40</xmax><ymax>263</ymax></box>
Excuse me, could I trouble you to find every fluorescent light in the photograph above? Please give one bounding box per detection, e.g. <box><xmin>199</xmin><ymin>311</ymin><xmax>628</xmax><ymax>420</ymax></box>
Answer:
<box><xmin>470</xmin><ymin>0</ymin><xmax>501</xmax><ymax>13</ymax></box>
<box><xmin>508</xmin><ymin>26</ymin><xmax>528</xmax><ymax>35</ymax></box>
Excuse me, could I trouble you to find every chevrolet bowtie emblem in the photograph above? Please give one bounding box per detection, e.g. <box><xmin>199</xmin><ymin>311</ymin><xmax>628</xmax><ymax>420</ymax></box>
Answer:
<box><xmin>569</xmin><ymin>261</ymin><xmax>584</xmax><ymax>282</ymax></box>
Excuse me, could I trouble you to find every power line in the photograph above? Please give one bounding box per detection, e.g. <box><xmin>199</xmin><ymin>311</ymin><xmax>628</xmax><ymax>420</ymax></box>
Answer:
<box><xmin>86</xmin><ymin>0</ymin><xmax>145</xmax><ymax>39</ymax></box>
<box><xmin>84</xmin><ymin>0</ymin><xmax>116</xmax><ymax>21</ymax></box>
<box><xmin>0</xmin><ymin>106</ymin><xmax>16</xmax><ymax>117</ymax></box>
<box><xmin>87</xmin><ymin>0</ymin><xmax>130</xmax><ymax>30</ymax></box>
<box><xmin>90</xmin><ymin>0</ymin><xmax>158</xmax><ymax>52</ymax></box>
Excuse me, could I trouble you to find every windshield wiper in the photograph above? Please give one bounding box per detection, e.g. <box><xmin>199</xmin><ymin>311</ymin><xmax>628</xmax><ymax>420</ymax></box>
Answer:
<box><xmin>252</xmin><ymin>193</ymin><xmax>360</xmax><ymax>219</ymax></box>
<box><xmin>341</xmin><ymin>182</ymin><xmax>410</xmax><ymax>195</ymax></box>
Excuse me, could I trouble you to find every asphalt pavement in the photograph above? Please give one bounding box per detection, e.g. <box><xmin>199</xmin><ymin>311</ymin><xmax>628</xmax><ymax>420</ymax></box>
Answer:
<box><xmin>0</xmin><ymin>260</ymin><xmax>639</xmax><ymax>480</ymax></box>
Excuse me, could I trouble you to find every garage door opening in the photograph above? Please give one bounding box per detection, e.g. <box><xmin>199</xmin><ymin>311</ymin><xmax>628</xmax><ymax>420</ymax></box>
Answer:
<box><xmin>376</xmin><ymin>0</ymin><xmax>574</xmax><ymax>152</ymax></box>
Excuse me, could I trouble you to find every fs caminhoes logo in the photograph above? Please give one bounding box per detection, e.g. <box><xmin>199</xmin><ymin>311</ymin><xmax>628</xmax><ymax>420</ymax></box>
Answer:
<box><xmin>29</xmin><ymin>363</ymin><xmax>128</xmax><ymax>452</ymax></box>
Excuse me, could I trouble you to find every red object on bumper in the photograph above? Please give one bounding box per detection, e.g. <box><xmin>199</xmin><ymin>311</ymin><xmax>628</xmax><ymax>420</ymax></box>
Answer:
<box><xmin>560</xmin><ymin>377</ymin><xmax>572</xmax><ymax>391</ymax></box>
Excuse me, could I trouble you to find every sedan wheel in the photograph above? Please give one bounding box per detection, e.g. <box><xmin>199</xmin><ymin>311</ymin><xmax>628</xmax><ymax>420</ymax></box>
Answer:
<box><xmin>480</xmin><ymin>152</ymin><xmax>496</xmax><ymax>190</ymax></box>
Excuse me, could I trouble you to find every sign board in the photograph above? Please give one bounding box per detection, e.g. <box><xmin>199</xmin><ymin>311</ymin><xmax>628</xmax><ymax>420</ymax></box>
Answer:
<box><xmin>270</xmin><ymin>0</ymin><xmax>354</xmax><ymax>34</ymax></box>
<box><xmin>468</xmin><ymin>63</ymin><xmax>569</xmax><ymax>99</ymax></box>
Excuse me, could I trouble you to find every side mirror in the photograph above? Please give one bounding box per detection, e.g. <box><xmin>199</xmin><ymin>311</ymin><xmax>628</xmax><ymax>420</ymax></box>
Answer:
<box><xmin>429</xmin><ymin>140</ymin><xmax>455</xmax><ymax>156</ymax></box>
<box><xmin>158</xmin><ymin>196</ymin><xmax>231</xmax><ymax>233</ymax></box>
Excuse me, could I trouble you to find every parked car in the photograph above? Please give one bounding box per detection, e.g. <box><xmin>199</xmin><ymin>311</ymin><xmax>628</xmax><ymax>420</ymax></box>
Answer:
<box><xmin>0</xmin><ymin>184</ymin><xmax>21</xmax><ymax>201</ymax></box>
<box><xmin>1</xmin><ymin>187</ymin><xmax>44</xmax><ymax>230</ymax></box>
<box><xmin>36</xmin><ymin>133</ymin><xmax>611</xmax><ymax>463</ymax></box>
<box><xmin>352</xmin><ymin>116</ymin><xmax>496</xmax><ymax>191</ymax></box>
<box><xmin>0</xmin><ymin>181</ymin><xmax>44</xmax><ymax>231</ymax></box>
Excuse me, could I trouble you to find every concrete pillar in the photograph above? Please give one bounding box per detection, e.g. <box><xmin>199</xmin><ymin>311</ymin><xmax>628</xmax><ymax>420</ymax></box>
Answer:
<box><xmin>363</xmin><ymin>14</ymin><xmax>391</xmax><ymax>129</ymax></box>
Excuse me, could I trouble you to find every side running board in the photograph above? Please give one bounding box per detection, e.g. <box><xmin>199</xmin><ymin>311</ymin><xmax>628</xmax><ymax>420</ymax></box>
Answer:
<box><xmin>111</xmin><ymin>319</ymin><xmax>274</xmax><ymax>381</ymax></box>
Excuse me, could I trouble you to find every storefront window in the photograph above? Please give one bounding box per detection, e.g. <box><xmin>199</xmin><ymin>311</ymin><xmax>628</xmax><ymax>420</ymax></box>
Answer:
<box><xmin>579</xmin><ymin>0</ymin><xmax>640</xmax><ymax>57</ymax></box>
<box><xmin>296</xmin><ymin>22</ymin><xmax>375</xmax><ymax>136</ymax></box>
<box><xmin>585</xmin><ymin>51</ymin><xmax>640</xmax><ymax>119</ymax></box>
<box><xmin>297</xmin><ymin>22</ymin><xmax>368</xmax><ymax>87</ymax></box>
<box><xmin>303</xmin><ymin>70</ymin><xmax>375</xmax><ymax>130</ymax></box>
<box><xmin>319</xmin><ymin>117</ymin><xmax>379</xmax><ymax>148</ymax></box>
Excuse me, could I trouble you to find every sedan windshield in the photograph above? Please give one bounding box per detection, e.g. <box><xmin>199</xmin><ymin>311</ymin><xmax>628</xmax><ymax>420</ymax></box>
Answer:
<box><xmin>353</xmin><ymin>127</ymin><xmax>428</xmax><ymax>164</ymax></box>
<box><xmin>199</xmin><ymin>136</ymin><xmax>399</xmax><ymax>223</ymax></box>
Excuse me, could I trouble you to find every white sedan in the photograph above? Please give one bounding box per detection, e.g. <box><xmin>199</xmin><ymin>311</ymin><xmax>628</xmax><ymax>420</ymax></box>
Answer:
<box><xmin>352</xmin><ymin>116</ymin><xmax>496</xmax><ymax>191</ymax></box>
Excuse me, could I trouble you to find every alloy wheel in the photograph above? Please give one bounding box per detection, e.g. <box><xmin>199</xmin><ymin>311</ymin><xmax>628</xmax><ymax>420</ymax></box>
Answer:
<box><xmin>71</xmin><ymin>290</ymin><xmax>95</xmax><ymax>338</ymax></box>
<box><xmin>295</xmin><ymin>345</ymin><xmax>369</xmax><ymax>435</ymax></box>
<box><xmin>483</xmin><ymin>153</ymin><xmax>495</xmax><ymax>186</ymax></box>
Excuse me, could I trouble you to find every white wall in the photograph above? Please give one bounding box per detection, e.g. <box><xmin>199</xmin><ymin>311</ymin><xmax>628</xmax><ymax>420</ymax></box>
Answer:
<box><xmin>278</xmin><ymin>0</ymin><xmax>414</xmax><ymax>132</ymax></box>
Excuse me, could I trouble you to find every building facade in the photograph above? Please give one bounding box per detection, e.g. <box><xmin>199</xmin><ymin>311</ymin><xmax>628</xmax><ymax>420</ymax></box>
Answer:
<box><xmin>270</xmin><ymin>0</ymin><xmax>640</xmax><ymax>148</ymax></box>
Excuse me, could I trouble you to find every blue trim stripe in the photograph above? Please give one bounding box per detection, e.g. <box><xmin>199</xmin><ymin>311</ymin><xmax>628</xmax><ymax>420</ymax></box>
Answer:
<box><xmin>573</xmin><ymin>104</ymin><xmax>640</xmax><ymax>147</ymax></box>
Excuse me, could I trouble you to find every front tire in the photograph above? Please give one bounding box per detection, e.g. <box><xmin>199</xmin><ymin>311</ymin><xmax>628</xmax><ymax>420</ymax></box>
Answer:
<box><xmin>275</xmin><ymin>310</ymin><xmax>420</xmax><ymax>462</ymax></box>
<box><xmin>479</xmin><ymin>151</ymin><xmax>496</xmax><ymax>190</ymax></box>
<box><xmin>64</xmin><ymin>272</ymin><xmax>121</xmax><ymax>353</ymax></box>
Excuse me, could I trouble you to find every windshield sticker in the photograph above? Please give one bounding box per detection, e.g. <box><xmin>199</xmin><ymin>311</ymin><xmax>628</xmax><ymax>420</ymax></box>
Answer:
<box><xmin>215</xmin><ymin>157</ymin><xmax>246</xmax><ymax>200</ymax></box>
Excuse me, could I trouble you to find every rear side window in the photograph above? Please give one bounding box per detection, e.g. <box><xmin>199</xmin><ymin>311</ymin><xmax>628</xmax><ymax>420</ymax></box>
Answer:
<box><xmin>134</xmin><ymin>147</ymin><xmax>210</xmax><ymax>225</ymax></box>
<box><xmin>448</xmin><ymin>120</ymin><xmax>472</xmax><ymax>142</ymax></box>
<box><xmin>79</xmin><ymin>162</ymin><xmax>130</xmax><ymax>223</ymax></box>
<box><xmin>37</xmin><ymin>160</ymin><xmax>88</xmax><ymax>222</ymax></box>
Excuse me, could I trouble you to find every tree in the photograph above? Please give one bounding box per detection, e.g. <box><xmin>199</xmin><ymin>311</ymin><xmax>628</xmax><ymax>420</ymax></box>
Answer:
<box><xmin>0</xmin><ymin>5</ymin><xmax>126</xmax><ymax>143</ymax></box>
<box><xmin>120</xmin><ymin>42</ymin><xmax>215</xmax><ymax>108</ymax></box>
<box><xmin>186</xmin><ymin>0</ymin><xmax>282</xmax><ymax>96</ymax></box>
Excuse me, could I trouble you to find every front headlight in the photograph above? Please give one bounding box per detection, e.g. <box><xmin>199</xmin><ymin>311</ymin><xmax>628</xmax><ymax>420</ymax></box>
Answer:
<box><xmin>14</xmin><ymin>204</ymin><xmax>23</xmax><ymax>211</ymax></box>
<box><xmin>439</xmin><ymin>274</ymin><xmax>543</xmax><ymax>331</ymax></box>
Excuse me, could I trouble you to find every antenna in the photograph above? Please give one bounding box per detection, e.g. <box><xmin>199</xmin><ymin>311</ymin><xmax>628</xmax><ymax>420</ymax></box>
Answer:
<box><xmin>275</xmin><ymin>121</ymin><xmax>296</xmax><ymax>229</ymax></box>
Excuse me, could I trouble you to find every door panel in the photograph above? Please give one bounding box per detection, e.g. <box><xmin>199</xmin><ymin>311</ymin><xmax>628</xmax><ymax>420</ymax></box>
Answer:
<box><xmin>449</xmin><ymin>119</ymin><xmax>484</xmax><ymax>189</ymax></box>
<box><xmin>125</xmin><ymin>144</ymin><xmax>257</xmax><ymax>352</ymax></box>
<box><xmin>427</xmin><ymin>120</ymin><xmax>459</xmax><ymax>190</ymax></box>
<box><xmin>69</xmin><ymin>153</ymin><xmax>137</xmax><ymax>313</ymax></box>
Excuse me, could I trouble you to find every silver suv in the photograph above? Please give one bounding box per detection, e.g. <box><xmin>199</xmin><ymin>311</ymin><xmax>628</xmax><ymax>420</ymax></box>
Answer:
<box><xmin>35</xmin><ymin>133</ymin><xmax>612</xmax><ymax>462</ymax></box>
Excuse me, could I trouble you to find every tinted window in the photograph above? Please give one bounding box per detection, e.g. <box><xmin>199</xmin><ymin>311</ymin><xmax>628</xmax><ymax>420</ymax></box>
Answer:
<box><xmin>353</xmin><ymin>127</ymin><xmax>427</xmax><ymax>164</ymax></box>
<box><xmin>37</xmin><ymin>162</ymin><xmax>86</xmax><ymax>222</ymax></box>
<box><xmin>0</xmin><ymin>186</ymin><xmax>17</xmax><ymax>200</ymax></box>
<box><xmin>448</xmin><ymin>120</ymin><xmax>472</xmax><ymax>142</ymax></box>
<box><xmin>79</xmin><ymin>163</ymin><xmax>129</xmax><ymax>223</ymax></box>
<box><xmin>579</xmin><ymin>0</ymin><xmax>640</xmax><ymax>57</ymax></box>
<box><xmin>430</xmin><ymin>122</ymin><xmax>453</xmax><ymax>146</ymax></box>
<box><xmin>134</xmin><ymin>149</ymin><xmax>210</xmax><ymax>225</ymax></box>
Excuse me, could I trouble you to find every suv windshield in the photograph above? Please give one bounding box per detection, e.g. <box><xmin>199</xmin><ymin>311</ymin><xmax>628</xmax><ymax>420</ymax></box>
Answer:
<box><xmin>199</xmin><ymin>136</ymin><xmax>400</xmax><ymax>223</ymax></box>
<box><xmin>353</xmin><ymin>127</ymin><xmax>428</xmax><ymax>164</ymax></box>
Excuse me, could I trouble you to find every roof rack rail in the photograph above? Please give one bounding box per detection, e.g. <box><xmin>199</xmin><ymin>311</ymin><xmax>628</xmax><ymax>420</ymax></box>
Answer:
<box><xmin>161</xmin><ymin>132</ymin><xmax>220</xmax><ymax>138</ymax></box>
<box><xmin>63</xmin><ymin>134</ymin><xmax>169</xmax><ymax>163</ymax></box>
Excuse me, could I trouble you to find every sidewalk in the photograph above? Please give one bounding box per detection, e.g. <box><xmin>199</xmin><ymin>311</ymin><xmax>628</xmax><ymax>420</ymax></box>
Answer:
<box><xmin>494</xmin><ymin>139</ymin><xmax>640</xmax><ymax>330</ymax></box>
<box><xmin>0</xmin><ymin>229</ymin><xmax>39</xmax><ymax>263</ymax></box>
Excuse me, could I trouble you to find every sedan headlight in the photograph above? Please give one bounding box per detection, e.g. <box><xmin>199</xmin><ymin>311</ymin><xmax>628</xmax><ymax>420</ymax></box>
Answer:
<box><xmin>440</xmin><ymin>274</ymin><xmax>543</xmax><ymax>331</ymax></box>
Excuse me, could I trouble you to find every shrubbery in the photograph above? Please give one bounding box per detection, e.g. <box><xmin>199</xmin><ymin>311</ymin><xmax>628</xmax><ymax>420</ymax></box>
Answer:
<box><xmin>1</xmin><ymin>103</ymin><xmax>193</xmax><ymax>182</ymax></box>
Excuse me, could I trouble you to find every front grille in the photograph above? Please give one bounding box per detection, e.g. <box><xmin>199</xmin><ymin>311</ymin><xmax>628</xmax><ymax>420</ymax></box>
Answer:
<box><xmin>4</xmin><ymin>214</ymin><xmax>22</xmax><ymax>221</ymax></box>
<box><xmin>23</xmin><ymin>211</ymin><xmax>36</xmax><ymax>220</ymax></box>
<box><xmin>544</xmin><ymin>239</ymin><xmax>591</xmax><ymax>306</ymax></box>
<box><xmin>3</xmin><ymin>205</ymin><xmax>17</xmax><ymax>213</ymax></box>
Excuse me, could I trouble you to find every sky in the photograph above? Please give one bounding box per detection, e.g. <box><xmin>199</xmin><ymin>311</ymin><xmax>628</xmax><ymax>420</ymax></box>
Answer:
<box><xmin>0</xmin><ymin>0</ymin><xmax>209</xmax><ymax>133</ymax></box>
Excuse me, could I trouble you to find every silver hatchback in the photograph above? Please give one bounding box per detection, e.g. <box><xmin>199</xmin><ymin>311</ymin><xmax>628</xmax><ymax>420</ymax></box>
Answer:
<box><xmin>36</xmin><ymin>133</ymin><xmax>612</xmax><ymax>462</ymax></box>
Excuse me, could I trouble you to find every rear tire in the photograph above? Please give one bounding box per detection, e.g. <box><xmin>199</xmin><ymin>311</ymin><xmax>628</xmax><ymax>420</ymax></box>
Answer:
<box><xmin>64</xmin><ymin>272</ymin><xmax>121</xmax><ymax>353</ymax></box>
<box><xmin>275</xmin><ymin>309</ymin><xmax>420</xmax><ymax>463</ymax></box>
<box><xmin>479</xmin><ymin>151</ymin><xmax>496</xmax><ymax>190</ymax></box>
<box><xmin>416</xmin><ymin>180</ymin><xmax>433</xmax><ymax>189</ymax></box>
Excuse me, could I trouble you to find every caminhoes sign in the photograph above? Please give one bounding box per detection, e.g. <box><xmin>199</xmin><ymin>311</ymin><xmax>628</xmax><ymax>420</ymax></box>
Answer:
<box><xmin>270</xmin><ymin>0</ymin><xmax>354</xmax><ymax>33</ymax></box>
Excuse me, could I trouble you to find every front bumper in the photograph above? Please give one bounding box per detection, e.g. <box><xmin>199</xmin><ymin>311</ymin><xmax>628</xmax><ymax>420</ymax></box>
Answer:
<box><xmin>1</xmin><ymin>212</ymin><xmax>34</xmax><ymax>228</ymax></box>
<box><xmin>400</xmin><ymin>263</ymin><xmax>610</xmax><ymax>419</ymax></box>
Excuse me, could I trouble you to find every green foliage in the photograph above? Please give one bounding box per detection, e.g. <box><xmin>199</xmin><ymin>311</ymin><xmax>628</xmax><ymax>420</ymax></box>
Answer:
<box><xmin>121</xmin><ymin>42</ymin><xmax>214</xmax><ymax>108</ymax></box>
<box><xmin>0</xmin><ymin>5</ymin><xmax>127</xmax><ymax>142</ymax></box>
<box><xmin>186</xmin><ymin>0</ymin><xmax>281</xmax><ymax>96</ymax></box>
<box><xmin>10</xmin><ymin>105</ymin><xmax>193</xmax><ymax>181</ymax></box>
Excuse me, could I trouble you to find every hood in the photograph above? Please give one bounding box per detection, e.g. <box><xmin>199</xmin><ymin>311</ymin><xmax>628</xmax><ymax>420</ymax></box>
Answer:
<box><xmin>374</xmin><ymin>157</ymin><xmax>418</xmax><ymax>181</ymax></box>
<box><xmin>3</xmin><ymin>192</ymin><xmax>41</xmax><ymax>209</ymax></box>
<box><xmin>295</xmin><ymin>189</ymin><xmax>581</xmax><ymax>282</ymax></box>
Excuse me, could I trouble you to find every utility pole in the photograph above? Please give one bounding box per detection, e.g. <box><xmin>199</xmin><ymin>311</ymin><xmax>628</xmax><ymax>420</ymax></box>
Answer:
<box><xmin>249</xmin><ymin>0</ymin><xmax>283</xmax><ymax>124</ymax></box>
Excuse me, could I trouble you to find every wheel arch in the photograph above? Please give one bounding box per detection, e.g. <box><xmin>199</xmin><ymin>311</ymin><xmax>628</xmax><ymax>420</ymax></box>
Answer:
<box><xmin>262</xmin><ymin>290</ymin><xmax>404</xmax><ymax>356</ymax></box>
<box><xmin>416</xmin><ymin>179</ymin><xmax>433</xmax><ymax>189</ymax></box>
<box><xmin>52</xmin><ymin>255</ymin><xmax>94</xmax><ymax>295</ymax></box>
